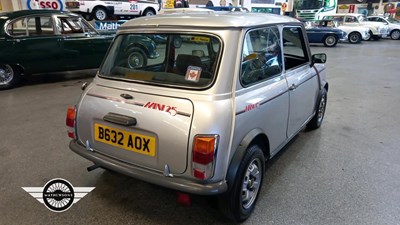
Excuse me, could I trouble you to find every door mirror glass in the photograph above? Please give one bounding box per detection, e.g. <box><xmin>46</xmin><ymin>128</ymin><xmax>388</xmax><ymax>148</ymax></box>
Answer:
<box><xmin>311</xmin><ymin>53</ymin><xmax>327</xmax><ymax>66</ymax></box>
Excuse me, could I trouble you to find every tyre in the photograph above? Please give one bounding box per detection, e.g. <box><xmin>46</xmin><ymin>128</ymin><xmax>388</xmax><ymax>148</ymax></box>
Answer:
<box><xmin>93</xmin><ymin>7</ymin><xmax>108</xmax><ymax>21</ymax></box>
<box><xmin>0</xmin><ymin>64</ymin><xmax>21</xmax><ymax>90</ymax></box>
<box><xmin>85</xmin><ymin>14</ymin><xmax>94</xmax><ymax>21</ymax></box>
<box><xmin>127</xmin><ymin>47</ymin><xmax>147</xmax><ymax>69</ymax></box>
<box><xmin>218</xmin><ymin>145</ymin><xmax>265</xmax><ymax>222</ymax></box>
<box><xmin>348</xmin><ymin>32</ymin><xmax>361</xmax><ymax>44</ymax></box>
<box><xmin>307</xmin><ymin>88</ymin><xmax>327</xmax><ymax>130</ymax></box>
<box><xmin>323</xmin><ymin>34</ymin><xmax>338</xmax><ymax>47</ymax></box>
<box><xmin>368</xmin><ymin>31</ymin><xmax>375</xmax><ymax>41</ymax></box>
<box><xmin>143</xmin><ymin>9</ymin><xmax>155</xmax><ymax>16</ymax></box>
<box><xmin>390</xmin><ymin>29</ymin><xmax>400</xmax><ymax>40</ymax></box>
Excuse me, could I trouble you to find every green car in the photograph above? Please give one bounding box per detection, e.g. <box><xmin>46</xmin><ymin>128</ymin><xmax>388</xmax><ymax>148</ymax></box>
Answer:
<box><xmin>0</xmin><ymin>10</ymin><xmax>112</xmax><ymax>89</ymax></box>
<box><xmin>0</xmin><ymin>10</ymin><xmax>158</xmax><ymax>90</ymax></box>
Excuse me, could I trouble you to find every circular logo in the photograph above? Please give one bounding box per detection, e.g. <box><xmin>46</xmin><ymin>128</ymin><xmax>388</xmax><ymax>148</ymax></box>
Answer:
<box><xmin>42</xmin><ymin>178</ymin><xmax>74</xmax><ymax>212</ymax></box>
<box><xmin>27</xmin><ymin>0</ymin><xmax>64</xmax><ymax>11</ymax></box>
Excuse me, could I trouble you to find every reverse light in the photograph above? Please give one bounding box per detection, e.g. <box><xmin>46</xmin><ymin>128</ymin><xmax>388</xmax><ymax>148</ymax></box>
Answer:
<box><xmin>192</xmin><ymin>135</ymin><xmax>219</xmax><ymax>180</ymax></box>
<box><xmin>66</xmin><ymin>106</ymin><xmax>76</xmax><ymax>138</ymax></box>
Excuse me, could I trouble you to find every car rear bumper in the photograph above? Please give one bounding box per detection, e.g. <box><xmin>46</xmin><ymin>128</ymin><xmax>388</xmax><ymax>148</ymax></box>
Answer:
<box><xmin>69</xmin><ymin>140</ymin><xmax>228</xmax><ymax>195</ymax></box>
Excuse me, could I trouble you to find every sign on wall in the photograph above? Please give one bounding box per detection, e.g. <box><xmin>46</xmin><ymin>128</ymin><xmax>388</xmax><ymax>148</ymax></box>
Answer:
<box><xmin>26</xmin><ymin>0</ymin><xmax>64</xmax><ymax>10</ymax></box>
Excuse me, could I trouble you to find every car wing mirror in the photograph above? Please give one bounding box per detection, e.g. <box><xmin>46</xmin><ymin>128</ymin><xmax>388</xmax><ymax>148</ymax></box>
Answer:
<box><xmin>311</xmin><ymin>53</ymin><xmax>327</xmax><ymax>67</ymax></box>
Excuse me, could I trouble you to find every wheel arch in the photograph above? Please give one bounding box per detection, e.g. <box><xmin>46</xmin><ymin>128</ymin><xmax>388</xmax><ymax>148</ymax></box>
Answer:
<box><xmin>323</xmin><ymin>33</ymin><xmax>338</xmax><ymax>39</ymax></box>
<box><xmin>225</xmin><ymin>129</ymin><xmax>270</xmax><ymax>191</ymax></box>
<box><xmin>92</xmin><ymin>5</ymin><xmax>113</xmax><ymax>18</ymax></box>
<box><xmin>127</xmin><ymin>43</ymin><xmax>150</xmax><ymax>57</ymax></box>
<box><xmin>142</xmin><ymin>7</ymin><xmax>157</xmax><ymax>16</ymax></box>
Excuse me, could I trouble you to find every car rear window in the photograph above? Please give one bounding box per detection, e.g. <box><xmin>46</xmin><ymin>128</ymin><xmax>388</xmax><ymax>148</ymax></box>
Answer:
<box><xmin>99</xmin><ymin>33</ymin><xmax>222</xmax><ymax>88</ymax></box>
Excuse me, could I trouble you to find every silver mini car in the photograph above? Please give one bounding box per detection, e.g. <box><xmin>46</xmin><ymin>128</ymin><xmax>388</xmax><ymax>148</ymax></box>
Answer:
<box><xmin>67</xmin><ymin>12</ymin><xmax>328</xmax><ymax>221</ymax></box>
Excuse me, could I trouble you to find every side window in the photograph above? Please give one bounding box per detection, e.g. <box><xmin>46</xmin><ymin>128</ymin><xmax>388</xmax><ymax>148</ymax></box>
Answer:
<box><xmin>345</xmin><ymin>16</ymin><xmax>356</xmax><ymax>22</ymax></box>
<box><xmin>368</xmin><ymin>17</ymin><xmax>377</xmax><ymax>22</ymax></box>
<box><xmin>56</xmin><ymin>16</ymin><xmax>96</xmax><ymax>35</ymax></box>
<box><xmin>282</xmin><ymin>27</ymin><xmax>309</xmax><ymax>70</ymax></box>
<box><xmin>26</xmin><ymin>16</ymin><xmax>55</xmax><ymax>36</ymax></box>
<box><xmin>6</xmin><ymin>17</ymin><xmax>28</xmax><ymax>36</ymax></box>
<box><xmin>240</xmin><ymin>26</ymin><xmax>282</xmax><ymax>86</ymax></box>
<box><xmin>6</xmin><ymin>16</ymin><xmax>54</xmax><ymax>37</ymax></box>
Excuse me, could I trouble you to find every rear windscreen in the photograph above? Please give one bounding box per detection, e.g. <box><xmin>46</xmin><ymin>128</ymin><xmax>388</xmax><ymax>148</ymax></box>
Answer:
<box><xmin>99</xmin><ymin>34</ymin><xmax>222</xmax><ymax>88</ymax></box>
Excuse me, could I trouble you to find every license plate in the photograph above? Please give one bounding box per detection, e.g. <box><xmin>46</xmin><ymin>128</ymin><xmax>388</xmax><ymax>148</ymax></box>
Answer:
<box><xmin>94</xmin><ymin>123</ymin><xmax>156</xmax><ymax>157</ymax></box>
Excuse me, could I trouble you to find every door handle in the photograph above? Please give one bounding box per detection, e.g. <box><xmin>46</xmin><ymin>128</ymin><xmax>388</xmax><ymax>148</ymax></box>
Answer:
<box><xmin>289</xmin><ymin>83</ymin><xmax>297</xmax><ymax>91</ymax></box>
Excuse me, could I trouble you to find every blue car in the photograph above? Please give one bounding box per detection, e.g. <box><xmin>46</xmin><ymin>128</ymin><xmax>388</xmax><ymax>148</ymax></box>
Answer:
<box><xmin>305</xmin><ymin>21</ymin><xmax>348</xmax><ymax>47</ymax></box>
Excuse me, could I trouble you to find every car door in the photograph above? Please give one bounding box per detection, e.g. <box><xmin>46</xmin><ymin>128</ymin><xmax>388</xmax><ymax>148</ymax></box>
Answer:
<box><xmin>114</xmin><ymin>0</ymin><xmax>140</xmax><ymax>16</ymax></box>
<box><xmin>282</xmin><ymin>26</ymin><xmax>319</xmax><ymax>138</ymax></box>
<box><xmin>234</xmin><ymin>26</ymin><xmax>290</xmax><ymax>154</ymax></box>
<box><xmin>5</xmin><ymin>15</ymin><xmax>62</xmax><ymax>74</ymax></box>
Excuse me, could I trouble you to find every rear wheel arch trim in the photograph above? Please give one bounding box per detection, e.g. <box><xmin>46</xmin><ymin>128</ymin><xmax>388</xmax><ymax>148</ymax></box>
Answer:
<box><xmin>225</xmin><ymin>129</ymin><xmax>269</xmax><ymax>191</ymax></box>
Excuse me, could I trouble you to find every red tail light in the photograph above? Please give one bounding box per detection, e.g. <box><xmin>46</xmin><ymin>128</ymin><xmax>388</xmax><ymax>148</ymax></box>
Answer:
<box><xmin>192</xmin><ymin>135</ymin><xmax>218</xmax><ymax>180</ymax></box>
<box><xmin>66</xmin><ymin>106</ymin><xmax>76</xmax><ymax>138</ymax></box>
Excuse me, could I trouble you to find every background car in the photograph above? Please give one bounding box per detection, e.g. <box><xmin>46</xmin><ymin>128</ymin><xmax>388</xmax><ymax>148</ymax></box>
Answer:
<box><xmin>0</xmin><ymin>10</ymin><xmax>158</xmax><ymax>90</ymax></box>
<box><xmin>301</xmin><ymin>19</ymin><xmax>347</xmax><ymax>47</ymax></box>
<box><xmin>317</xmin><ymin>19</ymin><xmax>370</xmax><ymax>44</ymax></box>
<box><xmin>323</xmin><ymin>13</ymin><xmax>389</xmax><ymax>41</ymax></box>
<box><xmin>0</xmin><ymin>10</ymin><xmax>111</xmax><ymax>89</ymax></box>
<box><xmin>65</xmin><ymin>0</ymin><xmax>160</xmax><ymax>21</ymax></box>
<box><xmin>367</xmin><ymin>16</ymin><xmax>400</xmax><ymax>40</ymax></box>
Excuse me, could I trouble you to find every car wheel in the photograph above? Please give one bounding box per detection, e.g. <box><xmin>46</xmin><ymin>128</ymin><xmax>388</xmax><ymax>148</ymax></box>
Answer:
<box><xmin>218</xmin><ymin>145</ymin><xmax>265</xmax><ymax>222</ymax></box>
<box><xmin>367</xmin><ymin>31</ymin><xmax>375</xmax><ymax>41</ymax></box>
<box><xmin>127</xmin><ymin>47</ymin><xmax>148</xmax><ymax>69</ymax></box>
<box><xmin>93</xmin><ymin>7</ymin><xmax>108</xmax><ymax>21</ymax></box>
<box><xmin>307</xmin><ymin>88</ymin><xmax>327</xmax><ymax>130</ymax></box>
<box><xmin>323</xmin><ymin>34</ymin><xmax>338</xmax><ymax>47</ymax></box>
<box><xmin>390</xmin><ymin>29</ymin><xmax>400</xmax><ymax>40</ymax></box>
<box><xmin>348</xmin><ymin>32</ymin><xmax>361</xmax><ymax>44</ymax></box>
<box><xmin>143</xmin><ymin>9</ymin><xmax>155</xmax><ymax>16</ymax></box>
<box><xmin>0</xmin><ymin>64</ymin><xmax>21</xmax><ymax>90</ymax></box>
<box><xmin>85</xmin><ymin>14</ymin><xmax>94</xmax><ymax>21</ymax></box>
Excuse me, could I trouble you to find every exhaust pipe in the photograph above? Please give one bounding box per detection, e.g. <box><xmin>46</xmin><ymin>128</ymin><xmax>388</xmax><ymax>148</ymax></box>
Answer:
<box><xmin>87</xmin><ymin>164</ymin><xmax>99</xmax><ymax>172</ymax></box>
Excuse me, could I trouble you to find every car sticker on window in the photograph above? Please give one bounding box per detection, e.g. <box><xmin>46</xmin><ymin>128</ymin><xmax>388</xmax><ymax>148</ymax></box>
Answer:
<box><xmin>185</xmin><ymin>66</ymin><xmax>202</xmax><ymax>82</ymax></box>
<box><xmin>190</xmin><ymin>36</ymin><xmax>210</xmax><ymax>43</ymax></box>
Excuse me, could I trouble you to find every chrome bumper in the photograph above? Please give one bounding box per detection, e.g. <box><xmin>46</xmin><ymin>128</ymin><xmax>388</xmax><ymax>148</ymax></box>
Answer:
<box><xmin>69</xmin><ymin>140</ymin><xmax>228</xmax><ymax>195</ymax></box>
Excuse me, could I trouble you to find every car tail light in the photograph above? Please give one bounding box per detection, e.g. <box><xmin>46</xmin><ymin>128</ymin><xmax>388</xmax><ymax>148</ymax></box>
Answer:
<box><xmin>192</xmin><ymin>135</ymin><xmax>218</xmax><ymax>180</ymax></box>
<box><xmin>66</xmin><ymin>106</ymin><xmax>76</xmax><ymax>139</ymax></box>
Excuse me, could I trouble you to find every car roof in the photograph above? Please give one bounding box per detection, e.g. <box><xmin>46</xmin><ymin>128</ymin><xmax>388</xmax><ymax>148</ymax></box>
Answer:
<box><xmin>0</xmin><ymin>10</ymin><xmax>77</xmax><ymax>20</ymax></box>
<box><xmin>121</xmin><ymin>12</ymin><xmax>300</xmax><ymax>29</ymax></box>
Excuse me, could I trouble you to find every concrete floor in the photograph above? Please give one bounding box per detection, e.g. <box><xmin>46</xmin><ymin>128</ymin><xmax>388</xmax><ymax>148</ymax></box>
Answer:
<box><xmin>0</xmin><ymin>40</ymin><xmax>399</xmax><ymax>225</ymax></box>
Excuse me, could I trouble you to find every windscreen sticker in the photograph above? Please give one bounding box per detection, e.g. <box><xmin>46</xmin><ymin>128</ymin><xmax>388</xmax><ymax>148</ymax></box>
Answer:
<box><xmin>190</xmin><ymin>36</ymin><xmax>210</xmax><ymax>43</ymax></box>
<box><xmin>185</xmin><ymin>66</ymin><xmax>202</xmax><ymax>82</ymax></box>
